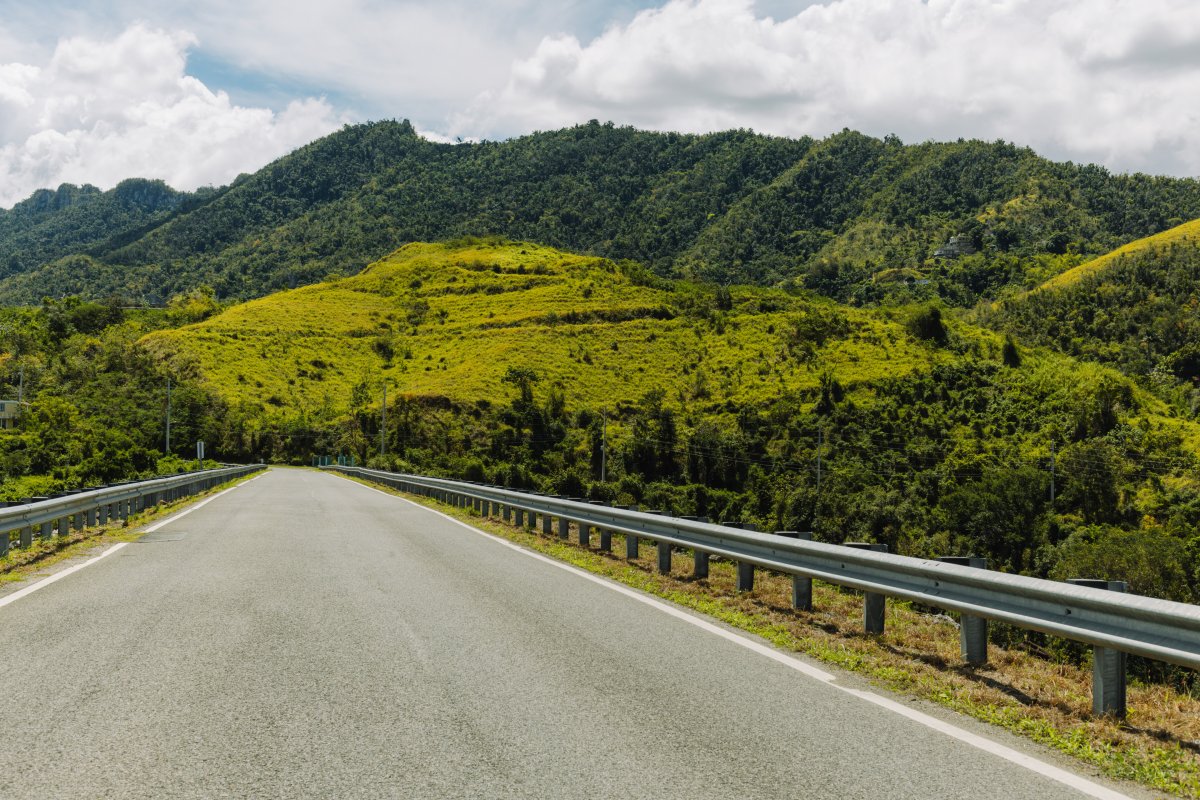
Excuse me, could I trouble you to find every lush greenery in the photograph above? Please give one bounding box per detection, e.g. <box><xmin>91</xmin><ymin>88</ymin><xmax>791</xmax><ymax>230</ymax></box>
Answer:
<box><xmin>137</xmin><ymin>240</ymin><xmax>1200</xmax><ymax>607</ymax></box>
<box><xmin>991</xmin><ymin>220</ymin><xmax>1200</xmax><ymax>416</ymax></box>
<box><xmin>0</xmin><ymin>294</ymin><xmax>227</xmax><ymax>498</ymax></box>
<box><xmin>0</xmin><ymin>179</ymin><xmax>203</xmax><ymax>285</ymax></box>
<box><xmin>4</xmin><ymin>122</ymin><xmax>1200</xmax><ymax>307</ymax></box>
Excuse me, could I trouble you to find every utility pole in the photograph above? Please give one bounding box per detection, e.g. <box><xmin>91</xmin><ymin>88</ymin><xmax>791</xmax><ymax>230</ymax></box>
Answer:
<box><xmin>380</xmin><ymin>382</ymin><xmax>388</xmax><ymax>458</ymax></box>
<box><xmin>600</xmin><ymin>411</ymin><xmax>607</xmax><ymax>483</ymax></box>
<box><xmin>1049</xmin><ymin>440</ymin><xmax>1056</xmax><ymax>504</ymax></box>
<box><xmin>165</xmin><ymin>378</ymin><xmax>172</xmax><ymax>454</ymax></box>
<box><xmin>815</xmin><ymin>427</ymin><xmax>824</xmax><ymax>495</ymax></box>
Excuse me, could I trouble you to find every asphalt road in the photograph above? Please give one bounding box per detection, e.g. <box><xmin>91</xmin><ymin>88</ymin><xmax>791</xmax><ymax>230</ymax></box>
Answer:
<box><xmin>0</xmin><ymin>468</ymin><xmax>1148</xmax><ymax>799</ymax></box>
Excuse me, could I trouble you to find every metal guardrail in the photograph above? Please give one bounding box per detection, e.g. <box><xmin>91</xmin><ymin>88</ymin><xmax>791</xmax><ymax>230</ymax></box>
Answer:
<box><xmin>330</xmin><ymin>465</ymin><xmax>1200</xmax><ymax>717</ymax></box>
<box><xmin>1</xmin><ymin>464</ymin><xmax>265</xmax><ymax>556</ymax></box>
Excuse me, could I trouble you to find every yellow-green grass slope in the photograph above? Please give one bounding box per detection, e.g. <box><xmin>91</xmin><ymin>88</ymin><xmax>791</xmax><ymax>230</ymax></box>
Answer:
<box><xmin>1038</xmin><ymin>216</ymin><xmax>1200</xmax><ymax>292</ymax></box>
<box><xmin>142</xmin><ymin>239</ymin><xmax>1200</xmax><ymax>464</ymax></box>
<box><xmin>143</xmin><ymin>240</ymin><xmax>953</xmax><ymax>416</ymax></box>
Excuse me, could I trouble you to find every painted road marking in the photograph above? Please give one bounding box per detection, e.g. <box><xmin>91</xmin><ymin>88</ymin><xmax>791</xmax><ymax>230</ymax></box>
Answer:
<box><xmin>0</xmin><ymin>471</ymin><xmax>265</xmax><ymax>610</ymax></box>
<box><xmin>338</xmin><ymin>473</ymin><xmax>1134</xmax><ymax>800</ymax></box>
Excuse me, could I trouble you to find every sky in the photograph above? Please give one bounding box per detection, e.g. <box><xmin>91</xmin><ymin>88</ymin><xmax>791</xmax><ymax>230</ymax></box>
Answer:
<box><xmin>1</xmin><ymin>0</ymin><xmax>1199</xmax><ymax>208</ymax></box>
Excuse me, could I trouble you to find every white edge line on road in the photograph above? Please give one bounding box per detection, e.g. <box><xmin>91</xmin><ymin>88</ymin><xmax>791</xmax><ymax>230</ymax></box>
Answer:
<box><xmin>143</xmin><ymin>471</ymin><xmax>265</xmax><ymax>533</ymax></box>
<box><xmin>340</xmin><ymin>475</ymin><xmax>1134</xmax><ymax>800</ymax></box>
<box><xmin>0</xmin><ymin>542</ymin><xmax>128</xmax><ymax>609</ymax></box>
<box><xmin>0</xmin><ymin>471</ymin><xmax>266</xmax><ymax>610</ymax></box>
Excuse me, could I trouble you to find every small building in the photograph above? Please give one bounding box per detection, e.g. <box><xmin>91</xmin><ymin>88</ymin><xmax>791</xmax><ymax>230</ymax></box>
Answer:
<box><xmin>933</xmin><ymin>235</ymin><xmax>977</xmax><ymax>260</ymax></box>
<box><xmin>0</xmin><ymin>400</ymin><xmax>22</xmax><ymax>430</ymax></box>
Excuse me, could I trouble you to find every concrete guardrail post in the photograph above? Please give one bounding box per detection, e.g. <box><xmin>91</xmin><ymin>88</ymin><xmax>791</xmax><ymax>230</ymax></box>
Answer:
<box><xmin>938</xmin><ymin>557</ymin><xmax>989</xmax><ymax>664</ymax></box>
<box><xmin>681</xmin><ymin>516</ymin><xmax>709</xmax><ymax>578</ymax></box>
<box><xmin>1068</xmin><ymin>579</ymin><xmax>1129</xmax><ymax>718</ymax></box>
<box><xmin>87</xmin><ymin>507</ymin><xmax>98</xmax><ymax>527</ymax></box>
<box><xmin>20</xmin><ymin>524</ymin><xmax>33</xmax><ymax>548</ymax></box>
<box><xmin>846</xmin><ymin>542</ymin><xmax>888</xmax><ymax>633</ymax></box>
<box><xmin>722</xmin><ymin>522</ymin><xmax>757</xmax><ymax>591</ymax></box>
<box><xmin>624</xmin><ymin>505</ymin><xmax>640</xmax><ymax>558</ymax></box>
<box><xmin>592</xmin><ymin>502</ymin><xmax>612</xmax><ymax>552</ymax></box>
<box><xmin>777</xmin><ymin>531</ymin><xmax>813</xmax><ymax>611</ymax></box>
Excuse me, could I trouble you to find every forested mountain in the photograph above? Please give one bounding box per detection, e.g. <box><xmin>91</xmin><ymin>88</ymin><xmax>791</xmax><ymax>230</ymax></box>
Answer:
<box><xmin>3</xmin><ymin>120</ymin><xmax>1199</xmax><ymax>305</ymax></box>
<box><xmin>0</xmin><ymin>179</ymin><xmax>204</xmax><ymax>283</ymax></box>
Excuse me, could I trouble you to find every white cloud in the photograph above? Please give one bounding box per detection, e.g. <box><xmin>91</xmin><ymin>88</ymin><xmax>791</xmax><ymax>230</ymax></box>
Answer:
<box><xmin>0</xmin><ymin>24</ymin><xmax>342</xmax><ymax>208</ymax></box>
<box><xmin>454</xmin><ymin>0</ymin><xmax>1200</xmax><ymax>177</ymax></box>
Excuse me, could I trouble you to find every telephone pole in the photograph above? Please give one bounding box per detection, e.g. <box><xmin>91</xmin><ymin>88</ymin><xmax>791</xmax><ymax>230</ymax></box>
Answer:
<box><xmin>165</xmin><ymin>378</ymin><xmax>172</xmax><ymax>454</ymax></box>
<box><xmin>1049</xmin><ymin>440</ymin><xmax>1056</xmax><ymax>504</ymax></box>
<box><xmin>600</xmin><ymin>411</ymin><xmax>607</xmax><ymax>482</ymax></box>
<box><xmin>815</xmin><ymin>427</ymin><xmax>824</xmax><ymax>495</ymax></box>
<box><xmin>380</xmin><ymin>382</ymin><xmax>388</xmax><ymax>458</ymax></box>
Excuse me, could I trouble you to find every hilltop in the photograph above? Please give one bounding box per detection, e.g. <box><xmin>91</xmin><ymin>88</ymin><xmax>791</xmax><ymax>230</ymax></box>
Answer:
<box><xmin>990</xmin><ymin>217</ymin><xmax>1200</xmax><ymax>401</ymax></box>
<box><xmin>142</xmin><ymin>239</ymin><xmax>934</xmax><ymax>415</ymax></box>
<box><xmin>4</xmin><ymin>121</ymin><xmax>1200</xmax><ymax>306</ymax></box>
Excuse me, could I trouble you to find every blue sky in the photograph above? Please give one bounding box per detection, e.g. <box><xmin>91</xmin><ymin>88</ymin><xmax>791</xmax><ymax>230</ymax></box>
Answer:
<box><xmin>1</xmin><ymin>1</ymin><xmax>1198</xmax><ymax>207</ymax></box>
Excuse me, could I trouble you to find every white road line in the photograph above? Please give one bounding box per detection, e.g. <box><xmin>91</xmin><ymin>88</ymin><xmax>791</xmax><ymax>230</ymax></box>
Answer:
<box><xmin>0</xmin><ymin>543</ymin><xmax>128</xmax><ymax>609</ymax></box>
<box><xmin>142</xmin><ymin>471</ymin><xmax>264</xmax><ymax>533</ymax></box>
<box><xmin>0</xmin><ymin>471</ymin><xmax>265</xmax><ymax>610</ymax></box>
<box><xmin>336</xmin><ymin>474</ymin><xmax>1135</xmax><ymax>800</ymax></box>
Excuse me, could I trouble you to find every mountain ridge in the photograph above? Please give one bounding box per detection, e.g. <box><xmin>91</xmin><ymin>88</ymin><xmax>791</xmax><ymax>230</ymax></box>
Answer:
<box><xmin>4</xmin><ymin>121</ymin><xmax>1200</xmax><ymax>306</ymax></box>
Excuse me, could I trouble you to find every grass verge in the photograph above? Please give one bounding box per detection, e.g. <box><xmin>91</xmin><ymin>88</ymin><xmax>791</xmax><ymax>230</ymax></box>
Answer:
<box><xmin>338</xmin><ymin>471</ymin><xmax>1200</xmax><ymax>799</ymax></box>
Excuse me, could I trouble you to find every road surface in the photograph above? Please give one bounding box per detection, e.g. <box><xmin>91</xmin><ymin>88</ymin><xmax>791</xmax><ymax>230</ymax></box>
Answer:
<box><xmin>0</xmin><ymin>468</ymin><xmax>1147</xmax><ymax>799</ymax></box>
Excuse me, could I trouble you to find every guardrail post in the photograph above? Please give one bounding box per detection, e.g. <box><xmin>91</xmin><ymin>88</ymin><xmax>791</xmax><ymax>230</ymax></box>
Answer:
<box><xmin>557</xmin><ymin>514</ymin><xmax>570</xmax><ymax>540</ymax></box>
<box><xmin>40</xmin><ymin>521</ymin><xmax>53</xmax><ymax>541</ymax></box>
<box><xmin>624</xmin><ymin>505</ymin><xmax>640</xmax><ymax>558</ymax></box>
<box><xmin>20</xmin><ymin>524</ymin><xmax>33</xmax><ymax>547</ymax></box>
<box><xmin>777</xmin><ymin>531</ymin><xmax>814</xmax><ymax>611</ymax></box>
<box><xmin>514</xmin><ymin>508</ymin><xmax>525</xmax><ymax>528</ymax></box>
<box><xmin>722</xmin><ymin>522</ymin><xmax>757</xmax><ymax>591</ymax></box>
<box><xmin>0</xmin><ymin>530</ymin><xmax>8</xmax><ymax>557</ymax></box>
<box><xmin>87</xmin><ymin>507</ymin><xmax>98</xmax><ymax>527</ymax></box>
<box><xmin>1068</xmin><ymin>579</ymin><xmax>1128</xmax><ymax>718</ymax></box>
<box><xmin>588</xmin><ymin>502</ymin><xmax>612</xmax><ymax>552</ymax></box>
<box><xmin>657</xmin><ymin>540</ymin><xmax>672</xmax><ymax>574</ymax></box>
<box><xmin>938</xmin><ymin>557</ymin><xmax>989</xmax><ymax>664</ymax></box>
<box><xmin>681</xmin><ymin>516</ymin><xmax>709</xmax><ymax>578</ymax></box>
<box><xmin>502</xmin><ymin>504</ymin><xmax>512</xmax><ymax>523</ymax></box>
<box><xmin>542</xmin><ymin>509</ymin><xmax>553</xmax><ymax>536</ymax></box>
<box><xmin>846</xmin><ymin>543</ymin><xmax>888</xmax><ymax>633</ymax></box>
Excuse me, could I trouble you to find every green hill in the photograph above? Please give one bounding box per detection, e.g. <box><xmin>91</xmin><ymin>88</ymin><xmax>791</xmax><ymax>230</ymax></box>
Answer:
<box><xmin>0</xmin><ymin>179</ymin><xmax>202</xmax><ymax>288</ymax></box>
<box><xmin>141</xmin><ymin>240</ymin><xmax>1200</xmax><ymax>597</ymax></box>
<box><xmin>143</xmin><ymin>239</ymin><xmax>934</xmax><ymax>415</ymax></box>
<box><xmin>5</xmin><ymin>122</ymin><xmax>1200</xmax><ymax>306</ymax></box>
<box><xmin>990</xmin><ymin>217</ymin><xmax>1200</xmax><ymax>400</ymax></box>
